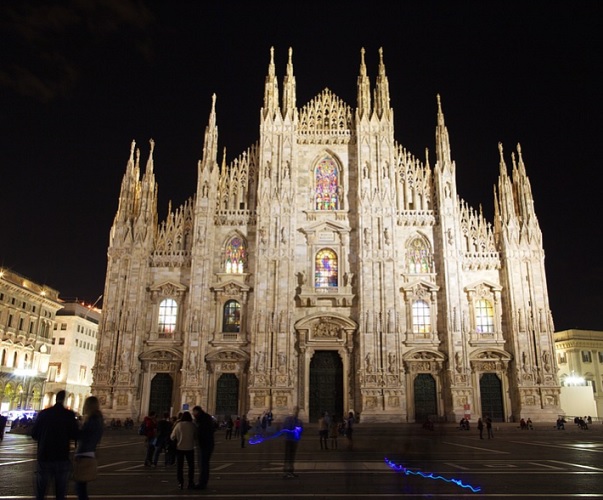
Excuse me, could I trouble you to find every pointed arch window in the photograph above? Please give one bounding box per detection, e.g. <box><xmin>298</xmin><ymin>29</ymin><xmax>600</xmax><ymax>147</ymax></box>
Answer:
<box><xmin>475</xmin><ymin>299</ymin><xmax>494</xmax><ymax>333</ymax></box>
<box><xmin>315</xmin><ymin>156</ymin><xmax>340</xmax><ymax>210</ymax></box>
<box><xmin>412</xmin><ymin>300</ymin><xmax>431</xmax><ymax>334</ymax></box>
<box><xmin>223</xmin><ymin>300</ymin><xmax>241</xmax><ymax>332</ymax></box>
<box><xmin>315</xmin><ymin>248</ymin><xmax>338</xmax><ymax>287</ymax></box>
<box><xmin>225</xmin><ymin>236</ymin><xmax>247</xmax><ymax>274</ymax></box>
<box><xmin>158</xmin><ymin>298</ymin><xmax>178</xmax><ymax>333</ymax></box>
<box><xmin>407</xmin><ymin>237</ymin><xmax>432</xmax><ymax>274</ymax></box>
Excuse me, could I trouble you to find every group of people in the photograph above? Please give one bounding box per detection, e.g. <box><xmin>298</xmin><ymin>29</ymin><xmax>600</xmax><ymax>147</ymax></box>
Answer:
<box><xmin>519</xmin><ymin>417</ymin><xmax>534</xmax><ymax>430</ymax></box>
<box><xmin>30</xmin><ymin>390</ymin><xmax>103</xmax><ymax>500</ymax></box>
<box><xmin>317</xmin><ymin>411</ymin><xmax>355</xmax><ymax>450</ymax></box>
<box><xmin>141</xmin><ymin>406</ymin><xmax>216</xmax><ymax>490</ymax></box>
<box><xmin>476</xmin><ymin>416</ymin><xmax>494</xmax><ymax>439</ymax></box>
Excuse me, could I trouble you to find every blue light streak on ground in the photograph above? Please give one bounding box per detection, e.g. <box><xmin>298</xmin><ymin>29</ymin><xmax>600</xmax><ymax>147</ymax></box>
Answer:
<box><xmin>384</xmin><ymin>457</ymin><xmax>481</xmax><ymax>493</ymax></box>
<box><xmin>248</xmin><ymin>426</ymin><xmax>302</xmax><ymax>445</ymax></box>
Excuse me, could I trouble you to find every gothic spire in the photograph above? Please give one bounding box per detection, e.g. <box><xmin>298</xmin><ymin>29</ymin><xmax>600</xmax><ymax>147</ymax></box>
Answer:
<box><xmin>282</xmin><ymin>47</ymin><xmax>296</xmax><ymax>117</ymax></box>
<box><xmin>201</xmin><ymin>94</ymin><xmax>219</xmax><ymax>171</ymax></box>
<box><xmin>357</xmin><ymin>47</ymin><xmax>371</xmax><ymax>118</ymax></box>
<box><xmin>263</xmin><ymin>46</ymin><xmax>279</xmax><ymax>119</ymax></box>
<box><xmin>373</xmin><ymin>47</ymin><xmax>390</xmax><ymax>119</ymax></box>
<box><xmin>435</xmin><ymin>94</ymin><xmax>452</xmax><ymax>168</ymax></box>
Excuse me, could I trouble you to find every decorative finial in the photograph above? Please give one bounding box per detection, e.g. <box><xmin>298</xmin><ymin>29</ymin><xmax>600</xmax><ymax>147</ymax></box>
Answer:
<box><xmin>149</xmin><ymin>138</ymin><xmax>155</xmax><ymax>153</ymax></box>
<box><xmin>270</xmin><ymin>46</ymin><xmax>275</xmax><ymax>64</ymax></box>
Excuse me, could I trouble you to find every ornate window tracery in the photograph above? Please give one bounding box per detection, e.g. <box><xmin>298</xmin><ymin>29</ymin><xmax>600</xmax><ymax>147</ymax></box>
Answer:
<box><xmin>225</xmin><ymin>236</ymin><xmax>247</xmax><ymax>274</ymax></box>
<box><xmin>158</xmin><ymin>298</ymin><xmax>177</xmax><ymax>333</ymax></box>
<box><xmin>315</xmin><ymin>248</ymin><xmax>338</xmax><ymax>287</ymax></box>
<box><xmin>223</xmin><ymin>300</ymin><xmax>241</xmax><ymax>332</ymax></box>
<box><xmin>314</xmin><ymin>156</ymin><xmax>340</xmax><ymax>210</ymax></box>
<box><xmin>475</xmin><ymin>299</ymin><xmax>494</xmax><ymax>333</ymax></box>
<box><xmin>412</xmin><ymin>300</ymin><xmax>431</xmax><ymax>334</ymax></box>
<box><xmin>407</xmin><ymin>237</ymin><xmax>432</xmax><ymax>274</ymax></box>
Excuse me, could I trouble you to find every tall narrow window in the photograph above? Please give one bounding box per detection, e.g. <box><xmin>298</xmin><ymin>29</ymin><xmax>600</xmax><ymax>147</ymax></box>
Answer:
<box><xmin>158</xmin><ymin>298</ymin><xmax>178</xmax><ymax>333</ymax></box>
<box><xmin>475</xmin><ymin>299</ymin><xmax>494</xmax><ymax>333</ymax></box>
<box><xmin>223</xmin><ymin>300</ymin><xmax>241</xmax><ymax>332</ymax></box>
<box><xmin>407</xmin><ymin>238</ymin><xmax>431</xmax><ymax>274</ymax></box>
<box><xmin>315</xmin><ymin>248</ymin><xmax>338</xmax><ymax>287</ymax></box>
<box><xmin>412</xmin><ymin>300</ymin><xmax>431</xmax><ymax>334</ymax></box>
<box><xmin>225</xmin><ymin>236</ymin><xmax>247</xmax><ymax>273</ymax></box>
<box><xmin>315</xmin><ymin>156</ymin><xmax>339</xmax><ymax>210</ymax></box>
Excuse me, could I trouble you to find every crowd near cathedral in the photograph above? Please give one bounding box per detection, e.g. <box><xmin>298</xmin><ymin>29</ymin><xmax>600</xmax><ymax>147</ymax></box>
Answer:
<box><xmin>90</xmin><ymin>47</ymin><xmax>561</xmax><ymax>424</ymax></box>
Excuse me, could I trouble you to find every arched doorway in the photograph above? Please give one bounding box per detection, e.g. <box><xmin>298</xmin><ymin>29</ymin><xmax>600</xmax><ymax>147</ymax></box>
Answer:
<box><xmin>149</xmin><ymin>373</ymin><xmax>173</xmax><ymax>417</ymax></box>
<box><xmin>480</xmin><ymin>373</ymin><xmax>504</xmax><ymax>422</ymax></box>
<box><xmin>309</xmin><ymin>350</ymin><xmax>343</xmax><ymax>423</ymax></box>
<box><xmin>215</xmin><ymin>373</ymin><xmax>239</xmax><ymax>417</ymax></box>
<box><xmin>414</xmin><ymin>373</ymin><xmax>437</xmax><ymax>422</ymax></box>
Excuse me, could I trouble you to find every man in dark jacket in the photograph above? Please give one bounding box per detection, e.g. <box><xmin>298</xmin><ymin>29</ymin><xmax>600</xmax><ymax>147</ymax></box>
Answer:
<box><xmin>192</xmin><ymin>405</ymin><xmax>215</xmax><ymax>490</ymax></box>
<box><xmin>31</xmin><ymin>390</ymin><xmax>79</xmax><ymax>500</ymax></box>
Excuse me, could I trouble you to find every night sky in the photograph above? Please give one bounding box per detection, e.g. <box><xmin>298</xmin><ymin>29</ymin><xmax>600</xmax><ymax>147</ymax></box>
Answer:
<box><xmin>1</xmin><ymin>1</ymin><xmax>601</xmax><ymax>331</ymax></box>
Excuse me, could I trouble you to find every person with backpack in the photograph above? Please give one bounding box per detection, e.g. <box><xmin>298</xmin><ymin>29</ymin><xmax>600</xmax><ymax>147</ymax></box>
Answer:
<box><xmin>142</xmin><ymin>411</ymin><xmax>157</xmax><ymax>466</ymax></box>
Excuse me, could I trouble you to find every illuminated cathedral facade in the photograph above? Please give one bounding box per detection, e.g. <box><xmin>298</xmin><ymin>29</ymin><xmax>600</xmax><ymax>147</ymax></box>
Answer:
<box><xmin>92</xmin><ymin>48</ymin><xmax>561</xmax><ymax>423</ymax></box>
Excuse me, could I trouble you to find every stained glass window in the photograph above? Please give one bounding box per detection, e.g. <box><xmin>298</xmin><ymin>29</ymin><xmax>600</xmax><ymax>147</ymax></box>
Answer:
<box><xmin>475</xmin><ymin>299</ymin><xmax>494</xmax><ymax>333</ymax></box>
<box><xmin>407</xmin><ymin>238</ymin><xmax>431</xmax><ymax>274</ymax></box>
<box><xmin>315</xmin><ymin>248</ymin><xmax>338</xmax><ymax>287</ymax></box>
<box><xmin>158</xmin><ymin>298</ymin><xmax>177</xmax><ymax>333</ymax></box>
<box><xmin>315</xmin><ymin>156</ymin><xmax>339</xmax><ymax>210</ymax></box>
<box><xmin>412</xmin><ymin>300</ymin><xmax>431</xmax><ymax>334</ymax></box>
<box><xmin>223</xmin><ymin>300</ymin><xmax>241</xmax><ymax>332</ymax></box>
<box><xmin>225</xmin><ymin>236</ymin><xmax>247</xmax><ymax>274</ymax></box>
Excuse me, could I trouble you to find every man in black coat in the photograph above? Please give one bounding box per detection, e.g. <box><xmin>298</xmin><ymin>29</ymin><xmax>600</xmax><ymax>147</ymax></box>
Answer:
<box><xmin>192</xmin><ymin>405</ymin><xmax>215</xmax><ymax>490</ymax></box>
<box><xmin>31</xmin><ymin>390</ymin><xmax>79</xmax><ymax>500</ymax></box>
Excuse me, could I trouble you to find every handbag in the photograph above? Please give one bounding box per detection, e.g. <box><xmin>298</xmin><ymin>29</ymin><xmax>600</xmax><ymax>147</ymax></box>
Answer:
<box><xmin>72</xmin><ymin>456</ymin><xmax>98</xmax><ymax>482</ymax></box>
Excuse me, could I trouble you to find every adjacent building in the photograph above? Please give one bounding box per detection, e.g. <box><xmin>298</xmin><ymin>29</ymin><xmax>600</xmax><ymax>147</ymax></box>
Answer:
<box><xmin>92</xmin><ymin>47</ymin><xmax>562</xmax><ymax>423</ymax></box>
<box><xmin>46</xmin><ymin>301</ymin><xmax>101</xmax><ymax>414</ymax></box>
<box><xmin>554</xmin><ymin>329</ymin><xmax>603</xmax><ymax>418</ymax></box>
<box><xmin>0</xmin><ymin>268</ymin><xmax>61</xmax><ymax>413</ymax></box>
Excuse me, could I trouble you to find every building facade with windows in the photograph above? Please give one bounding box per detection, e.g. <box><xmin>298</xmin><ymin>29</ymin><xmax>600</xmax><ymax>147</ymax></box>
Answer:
<box><xmin>46</xmin><ymin>301</ymin><xmax>101</xmax><ymax>414</ymax></box>
<box><xmin>0</xmin><ymin>269</ymin><xmax>61</xmax><ymax>414</ymax></box>
<box><xmin>92</xmin><ymin>48</ymin><xmax>561</xmax><ymax>423</ymax></box>
<box><xmin>554</xmin><ymin>329</ymin><xmax>603</xmax><ymax>418</ymax></box>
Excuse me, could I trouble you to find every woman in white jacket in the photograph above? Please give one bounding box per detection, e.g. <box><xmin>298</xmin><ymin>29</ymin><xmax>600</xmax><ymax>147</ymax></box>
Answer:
<box><xmin>170</xmin><ymin>411</ymin><xmax>197</xmax><ymax>489</ymax></box>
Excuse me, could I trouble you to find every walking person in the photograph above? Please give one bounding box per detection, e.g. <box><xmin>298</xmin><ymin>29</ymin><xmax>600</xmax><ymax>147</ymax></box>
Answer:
<box><xmin>283</xmin><ymin>406</ymin><xmax>303</xmax><ymax>478</ymax></box>
<box><xmin>192</xmin><ymin>405</ymin><xmax>215</xmax><ymax>490</ymax></box>
<box><xmin>477</xmin><ymin>418</ymin><xmax>484</xmax><ymax>439</ymax></box>
<box><xmin>74</xmin><ymin>396</ymin><xmax>103</xmax><ymax>500</ymax></box>
<box><xmin>170</xmin><ymin>411</ymin><xmax>197</xmax><ymax>489</ymax></box>
<box><xmin>30</xmin><ymin>390</ymin><xmax>79</xmax><ymax>500</ymax></box>
<box><xmin>152</xmin><ymin>412</ymin><xmax>172</xmax><ymax>467</ymax></box>
<box><xmin>486</xmin><ymin>416</ymin><xmax>494</xmax><ymax>439</ymax></box>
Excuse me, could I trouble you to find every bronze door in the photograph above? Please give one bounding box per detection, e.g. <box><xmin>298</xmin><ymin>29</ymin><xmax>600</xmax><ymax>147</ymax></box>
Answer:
<box><xmin>414</xmin><ymin>373</ymin><xmax>437</xmax><ymax>422</ymax></box>
<box><xmin>309</xmin><ymin>350</ymin><xmax>343</xmax><ymax>423</ymax></box>
<box><xmin>215</xmin><ymin>373</ymin><xmax>239</xmax><ymax>417</ymax></box>
<box><xmin>480</xmin><ymin>373</ymin><xmax>504</xmax><ymax>422</ymax></box>
<box><xmin>149</xmin><ymin>373</ymin><xmax>173</xmax><ymax>416</ymax></box>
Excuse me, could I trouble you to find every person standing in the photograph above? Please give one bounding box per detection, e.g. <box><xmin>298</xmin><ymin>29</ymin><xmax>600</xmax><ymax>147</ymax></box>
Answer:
<box><xmin>328</xmin><ymin>415</ymin><xmax>339</xmax><ymax>450</ymax></box>
<box><xmin>30</xmin><ymin>390</ymin><xmax>79</xmax><ymax>500</ymax></box>
<box><xmin>283</xmin><ymin>406</ymin><xmax>303</xmax><ymax>479</ymax></box>
<box><xmin>142</xmin><ymin>411</ymin><xmax>157</xmax><ymax>466</ymax></box>
<box><xmin>192</xmin><ymin>405</ymin><xmax>215</xmax><ymax>490</ymax></box>
<box><xmin>477</xmin><ymin>418</ymin><xmax>484</xmax><ymax>439</ymax></box>
<box><xmin>240</xmin><ymin>415</ymin><xmax>250</xmax><ymax>448</ymax></box>
<box><xmin>486</xmin><ymin>416</ymin><xmax>494</xmax><ymax>439</ymax></box>
<box><xmin>0</xmin><ymin>413</ymin><xmax>7</xmax><ymax>441</ymax></box>
<box><xmin>170</xmin><ymin>411</ymin><xmax>197</xmax><ymax>489</ymax></box>
<box><xmin>318</xmin><ymin>412</ymin><xmax>329</xmax><ymax>450</ymax></box>
<box><xmin>74</xmin><ymin>396</ymin><xmax>104</xmax><ymax>500</ymax></box>
<box><xmin>345</xmin><ymin>411</ymin><xmax>354</xmax><ymax>449</ymax></box>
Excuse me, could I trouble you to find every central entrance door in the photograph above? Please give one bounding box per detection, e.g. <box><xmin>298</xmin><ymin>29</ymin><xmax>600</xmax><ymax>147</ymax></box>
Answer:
<box><xmin>215</xmin><ymin>373</ymin><xmax>239</xmax><ymax>418</ymax></box>
<box><xmin>309</xmin><ymin>350</ymin><xmax>343</xmax><ymax>423</ymax></box>
<box><xmin>480</xmin><ymin>373</ymin><xmax>504</xmax><ymax>422</ymax></box>
<box><xmin>149</xmin><ymin>373</ymin><xmax>173</xmax><ymax>416</ymax></box>
<box><xmin>414</xmin><ymin>373</ymin><xmax>437</xmax><ymax>422</ymax></box>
